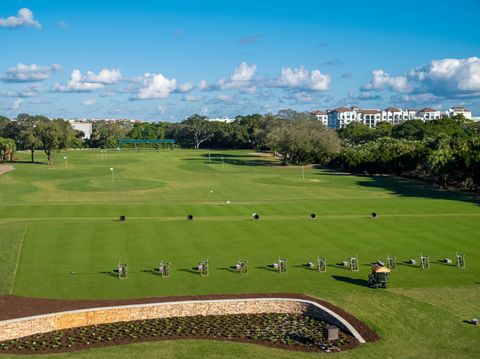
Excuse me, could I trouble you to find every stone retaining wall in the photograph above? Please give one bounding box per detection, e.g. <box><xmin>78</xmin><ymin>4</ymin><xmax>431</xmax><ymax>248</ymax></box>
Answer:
<box><xmin>0</xmin><ymin>298</ymin><xmax>366</xmax><ymax>344</ymax></box>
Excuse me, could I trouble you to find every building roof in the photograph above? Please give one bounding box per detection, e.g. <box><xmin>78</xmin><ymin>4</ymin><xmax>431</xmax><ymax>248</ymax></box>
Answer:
<box><xmin>311</xmin><ymin>110</ymin><xmax>327</xmax><ymax>115</ymax></box>
<box><xmin>419</xmin><ymin>107</ymin><xmax>438</xmax><ymax>112</ymax></box>
<box><xmin>334</xmin><ymin>107</ymin><xmax>352</xmax><ymax>113</ymax></box>
<box><xmin>359</xmin><ymin>109</ymin><xmax>381</xmax><ymax>114</ymax></box>
<box><xmin>384</xmin><ymin>107</ymin><xmax>402</xmax><ymax>112</ymax></box>
<box><xmin>452</xmin><ymin>106</ymin><xmax>470</xmax><ymax>112</ymax></box>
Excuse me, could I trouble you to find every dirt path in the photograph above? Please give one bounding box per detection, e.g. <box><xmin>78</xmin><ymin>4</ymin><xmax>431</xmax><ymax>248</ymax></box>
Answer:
<box><xmin>0</xmin><ymin>165</ymin><xmax>14</xmax><ymax>175</ymax></box>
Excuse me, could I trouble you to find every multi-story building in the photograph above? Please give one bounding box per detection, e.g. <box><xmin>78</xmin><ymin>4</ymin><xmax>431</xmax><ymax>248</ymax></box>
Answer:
<box><xmin>358</xmin><ymin>109</ymin><xmax>382</xmax><ymax>128</ymax></box>
<box><xmin>313</xmin><ymin>105</ymin><xmax>475</xmax><ymax>128</ymax></box>
<box><xmin>447</xmin><ymin>106</ymin><xmax>472</xmax><ymax>120</ymax></box>
<box><xmin>311</xmin><ymin>110</ymin><xmax>328</xmax><ymax>126</ymax></box>
<box><xmin>326</xmin><ymin>107</ymin><xmax>358</xmax><ymax>128</ymax></box>
<box><xmin>416</xmin><ymin>108</ymin><xmax>442</xmax><ymax>121</ymax></box>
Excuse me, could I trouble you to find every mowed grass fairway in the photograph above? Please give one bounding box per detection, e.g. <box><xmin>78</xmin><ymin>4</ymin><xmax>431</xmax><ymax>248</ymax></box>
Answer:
<box><xmin>0</xmin><ymin>149</ymin><xmax>479</xmax><ymax>358</ymax></box>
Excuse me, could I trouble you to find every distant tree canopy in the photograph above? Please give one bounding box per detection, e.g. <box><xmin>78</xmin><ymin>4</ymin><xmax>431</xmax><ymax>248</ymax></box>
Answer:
<box><xmin>334</xmin><ymin>115</ymin><xmax>480</xmax><ymax>192</ymax></box>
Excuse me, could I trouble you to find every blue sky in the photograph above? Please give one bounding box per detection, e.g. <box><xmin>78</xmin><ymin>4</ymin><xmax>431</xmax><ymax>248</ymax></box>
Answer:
<box><xmin>1</xmin><ymin>0</ymin><xmax>479</xmax><ymax>121</ymax></box>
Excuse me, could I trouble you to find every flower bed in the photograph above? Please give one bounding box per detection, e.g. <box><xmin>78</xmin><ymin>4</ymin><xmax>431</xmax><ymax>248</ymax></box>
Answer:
<box><xmin>0</xmin><ymin>313</ymin><xmax>352</xmax><ymax>354</ymax></box>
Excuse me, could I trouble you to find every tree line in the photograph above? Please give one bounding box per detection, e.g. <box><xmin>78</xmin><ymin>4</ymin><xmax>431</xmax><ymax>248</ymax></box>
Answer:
<box><xmin>0</xmin><ymin>111</ymin><xmax>341</xmax><ymax>166</ymax></box>
<box><xmin>1</xmin><ymin>111</ymin><xmax>480</xmax><ymax>192</ymax></box>
<box><xmin>333</xmin><ymin>115</ymin><xmax>480</xmax><ymax>192</ymax></box>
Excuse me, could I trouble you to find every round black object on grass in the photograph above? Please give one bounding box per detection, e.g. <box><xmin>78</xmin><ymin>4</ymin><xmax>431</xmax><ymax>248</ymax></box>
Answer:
<box><xmin>253</xmin><ymin>214</ymin><xmax>260</xmax><ymax>220</ymax></box>
<box><xmin>187</xmin><ymin>214</ymin><xmax>193</xmax><ymax>221</ymax></box>
<box><xmin>119</xmin><ymin>215</ymin><xmax>126</xmax><ymax>222</ymax></box>
<box><xmin>310</xmin><ymin>213</ymin><xmax>316</xmax><ymax>219</ymax></box>
<box><xmin>371</xmin><ymin>212</ymin><xmax>377</xmax><ymax>219</ymax></box>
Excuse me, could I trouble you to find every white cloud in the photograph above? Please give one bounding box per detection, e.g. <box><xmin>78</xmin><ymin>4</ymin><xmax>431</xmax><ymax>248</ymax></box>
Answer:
<box><xmin>10</xmin><ymin>98</ymin><xmax>23</xmax><ymax>110</ymax></box>
<box><xmin>230</xmin><ymin>62</ymin><xmax>256</xmax><ymax>82</ymax></box>
<box><xmin>81</xmin><ymin>98</ymin><xmax>97</xmax><ymax>106</ymax></box>
<box><xmin>409</xmin><ymin>57</ymin><xmax>480</xmax><ymax>96</ymax></box>
<box><xmin>0</xmin><ymin>8</ymin><xmax>41</xmax><ymax>29</ymax></box>
<box><xmin>135</xmin><ymin>73</ymin><xmax>177</xmax><ymax>99</ymax></box>
<box><xmin>1</xmin><ymin>63</ymin><xmax>62</xmax><ymax>82</ymax></box>
<box><xmin>2</xmin><ymin>84</ymin><xmax>42</xmax><ymax>98</ymax></box>
<box><xmin>362</xmin><ymin>57</ymin><xmax>480</xmax><ymax>98</ymax></box>
<box><xmin>52</xmin><ymin>69</ymin><xmax>106</xmax><ymax>92</ymax></box>
<box><xmin>157</xmin><ymin>105</ymin><xmax>166</xmax><ymax>114</ymax></box>
<box><xmin>84</xmin><ymin>68</ymin><xmax>122</xmax><ymax>84</ymax></box>
<box><xmin>183</xmin><ymin>95</ymin><xmax>202</xmax><ymax>102</ymax></box>
<box><xmin>177</xmin><ymin>82</ymin><xmax>193</xmax><ymax>93</ymax></box>
<box><xmin>216</xmin><ymin>94</ymin><xmax>233</xmax><ymax>102</ymax></box>
<box><xmin>277</xmin><ymin>66</ymin><xmax>330</xmax><ymax>91</ymax></box>
<box><xmin>362</xmin><ymin>70</ymin><xmax>411</xmax><ymax>93</ymax></box>
<box><xmin>198</xmin><ymin>80</ymin><xmax>211</xmax><ymax>91</ymax></box>
<box><xmin>216</xmin><ymin>62</ymin><xmax>257</xmax><ymax>90</ymax></box>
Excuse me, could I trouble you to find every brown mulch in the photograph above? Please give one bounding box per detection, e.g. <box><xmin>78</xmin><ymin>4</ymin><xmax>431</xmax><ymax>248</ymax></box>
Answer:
<box><xmin>0</xmin><ymin>293</ymin><xmax>378</xmax><ymax>344</ymax></box>
<box><xmin>0</xmin><ymin>165</ymin><xmax>14</xmax><ymax>175</ymax></box>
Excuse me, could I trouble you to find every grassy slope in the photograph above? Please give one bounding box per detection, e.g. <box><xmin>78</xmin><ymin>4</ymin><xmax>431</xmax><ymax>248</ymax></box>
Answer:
<box><xmin>0</xmin><ymin>149</ymin><xmax>479</xmax><ymax>358</ymax></box>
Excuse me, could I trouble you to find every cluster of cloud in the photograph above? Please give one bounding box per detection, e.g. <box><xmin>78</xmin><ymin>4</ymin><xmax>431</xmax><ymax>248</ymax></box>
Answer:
<box><xmin>362</xmin><ymin>57</ymin><xmax>480</xmax><ymax>99</ymax></box>
<box><xmin>1</xmin><ymin>63</ymin><xmax>62</xmax><ymax>82</ymax></box>
<box><xmin>134</xmin><ymin>73</ymin><xmax>193</xmax><ymax>100</ymax></box>
<box><xmin>2</xmin><ymin>84</ymin><xmax>42</xmax><ymax>98</ymax></box>
<box><xmin>52</xmin><ymin>68</ymin><xmax>121</xmax><ymax>92</ymax></box>
<box><xmin>277</xmin><ymin>66</ymin><xmax>330</xmax><ymax>91</ymax></box>
<box><xmin>196</xmin><ymin>62</ymin><xmax>330</xmax><ymax>94</ymax></box>
<box><xmin>0</xmin><ymin>8</ymin><xmax>41</xmax><ymax>29</ymax></box>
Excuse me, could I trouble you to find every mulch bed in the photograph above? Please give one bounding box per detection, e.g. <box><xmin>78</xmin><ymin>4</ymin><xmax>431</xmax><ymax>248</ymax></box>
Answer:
<box><xmin>0</xmin><ymin>293</ymin><xmax>378</xmax><ymax>354</ymax></box>
<box><xmin>0</xmin><ymin>313</ymin><xmax>353</xmax><ymax>354</ymax></box>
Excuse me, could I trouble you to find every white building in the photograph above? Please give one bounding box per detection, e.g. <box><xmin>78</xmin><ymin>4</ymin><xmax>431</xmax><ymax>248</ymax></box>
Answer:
<box><xmin>359</xmin><ymin>109</ymin><xmax>382</xmax><ymax>128</ymax></box>
<box><xmin>327</xmin><ymin>107</ymin><xmax>358</xmax><ymax>128</ymax></box>
<box><xmin>447</xmin><ymin>106</ymin><xmax>472</xmax><ymax>120</ymax></box>
<box><xmin>382</xmin><ymin>107</ymin><xmax>406</xmax><ymax>125</ymax></box>
<box><xmin>208</xmin><ymin>117</ymin><xmax>235</xmax><ymax>123</ymax></box>
<box><xmin>416</xmin><ymin>108</ymin><xmax>442</xmax><ymax>121</ymax></box>
<box><xmin>311</xmin><ymin>110</ymin><xmax>328</xmax><ymax>126</ymax></box>
<box><xmin>68</xmin><ymin>120</ymin><xmax>92</xmax><ymax>139</ymax></box>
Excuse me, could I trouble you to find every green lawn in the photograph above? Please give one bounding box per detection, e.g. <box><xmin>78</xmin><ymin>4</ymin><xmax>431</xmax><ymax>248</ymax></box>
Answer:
<box><xmin>0</xmin><ymin>149</ymin><xmax>479</xmax><ymax>358</ymax></box>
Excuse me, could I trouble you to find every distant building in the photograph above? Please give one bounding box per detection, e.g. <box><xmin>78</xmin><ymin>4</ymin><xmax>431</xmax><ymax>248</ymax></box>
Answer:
<box><xmin>311</xmin><ymin>110</ymin><xmax>328</xmax><ymax>126</ymax></box>
<box><xmin>68</xmin><ymin>120</ymin><xmax>92</xmax><ymax>139</ymax></box>
<box><xmin>207</xmin><ymin>117</ymin><xmax>235</xmax><ymax>123</ymax></box>
<box><xmin>312</xmin><ymin>104</ymin><xmax>476</xmax><ymax>129</ymax></box>
<box><xmin>416</xmin><ymin>108</ymin><xmax>442</xmax><ymax>121</ymax></box>
<box><xmin>447</xmin><ymin>106</ymin><xmax>472</xmax><ymax>120</ymax></box>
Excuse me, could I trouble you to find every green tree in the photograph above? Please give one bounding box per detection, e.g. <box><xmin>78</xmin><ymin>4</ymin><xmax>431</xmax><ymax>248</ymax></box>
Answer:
<box><xmin>35</xmin><ymin>120</ymin><xmax>65</xmax><ymax>165</ymax></box>
<box><xmin>175</xmin><ymin>114</ymin><xmax>214</xmax><ymax>149</ymax></box>
<box><xmin>0</xmin><ymin>137</ymin><xmax>16</xmax><ymax>161</ymax></box>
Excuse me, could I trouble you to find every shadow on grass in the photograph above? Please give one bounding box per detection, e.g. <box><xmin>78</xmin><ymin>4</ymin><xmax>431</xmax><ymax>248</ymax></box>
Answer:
<box><xmin>178</xmin><ymin>268</ymin><xmax>200</xmax><ymax>275</ymax></box>
<box><xmin>216</xmin><ymin>266</ymin><xmax>238</xmax><ymax>273</ymax></box>
<box><xmin>9</xmin><ymin>160</ymin><xmax>48</xmax><ymax>165</ymax></box>
<box><xmin>397</xmin><ymin>262</ymin><xmax>421</xmax><ymax>269</ymax></box>
<box><xmin>183</xmin><ymin>157</ymin><xmax>280</xmax><ymax>167</ymax></box>
<box><xmin>355</xmin><ymin>174</ymin><xmax>480</xmax><ymax>205</ymax></box>
<box><xmin>141</xmin><ymin>269</ymin><xmax>161</xmax><ymax>276</ymax></box>
<box><xmin>254</xmin><ymin>265</ymin><xmax>278</xmax><ymax>273</ymax></box>
<box><xmin>100</xmin><ymin>271</ymin><xmax>118</xmax><ymax>278</ymax></box>
<box><xmin>331</xmin><ymin>275</ymin><xmax>368</xmax><ymax>287</ymax></box>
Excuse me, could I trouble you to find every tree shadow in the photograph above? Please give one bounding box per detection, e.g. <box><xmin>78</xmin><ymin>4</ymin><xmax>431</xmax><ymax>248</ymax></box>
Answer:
<box><xmin>354</xmin><ymin>174</ymin><xmax>480</xmax><ymax>205</ymax></box>
<box><xmin>331</xmin><ymin>275</ymin><xmax>368</xmax><ymax>287</ymax></box>
<box><xmin>183</xmin><ymin>157</ymin><xmax>280</xmax><ymax>167</ymax></box>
